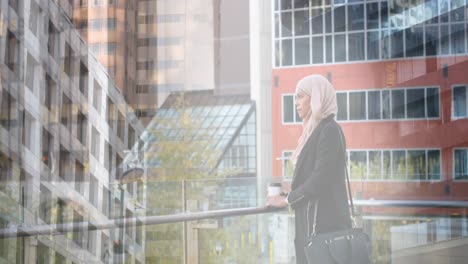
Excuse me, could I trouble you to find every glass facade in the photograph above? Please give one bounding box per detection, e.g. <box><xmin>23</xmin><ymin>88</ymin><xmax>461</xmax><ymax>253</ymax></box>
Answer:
<box><xmin>274</xmin><ymin>0</ymin><xmax>468</xmax><ymax>67</ymax></box>
<box><xmin>0</xmin><ymin>0</ymin><xmax>145</xmax><ymax>263</ymax></box>
<box><xmin>273</xmin><ymin>1</ymin><xmax>468</xmax><ymax>263</ymax></box>
<box><xmin>2</xmin><ymin>0</ymin><xmax>468</xmax><ymax>264</ymax></box>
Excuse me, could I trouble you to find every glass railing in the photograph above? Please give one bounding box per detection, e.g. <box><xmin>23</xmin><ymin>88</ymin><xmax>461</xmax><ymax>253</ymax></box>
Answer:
<box><xmin>2</xmin><ymin>177</ymin><xmax>468</xmax><ymax>263</ymax></box>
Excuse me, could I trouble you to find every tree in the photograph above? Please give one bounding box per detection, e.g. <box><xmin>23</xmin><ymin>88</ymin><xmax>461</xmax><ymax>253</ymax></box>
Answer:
<box><xmin>142</xmin><ymin>93</ymin><xmax>256</xmax><ymax>263</ymax></box>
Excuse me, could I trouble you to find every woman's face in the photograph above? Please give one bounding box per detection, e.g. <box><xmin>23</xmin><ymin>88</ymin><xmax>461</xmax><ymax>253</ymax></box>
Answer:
<box><xmin>295</xmin><ymin>90</ymin><xmax>311</xmax><ymax>119</ymax></box>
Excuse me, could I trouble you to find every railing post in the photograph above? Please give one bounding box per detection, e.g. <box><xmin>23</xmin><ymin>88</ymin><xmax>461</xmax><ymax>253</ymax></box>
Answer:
<box><xmin>182</xmin><ymin>179</ymin><xmax>187</xmax><ymax>264</ymax></box>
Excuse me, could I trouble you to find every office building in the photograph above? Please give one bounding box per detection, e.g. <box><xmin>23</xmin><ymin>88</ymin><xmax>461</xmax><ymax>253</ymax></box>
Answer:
<box><xmin>272</xmin><ymin>0</ymin><xmax>468</xmax><ymax>262</ymax></box>
<box><xmin>0</xmin><ymin>0</ymin><xmax>145</xmax><ymax>262</ymax></box>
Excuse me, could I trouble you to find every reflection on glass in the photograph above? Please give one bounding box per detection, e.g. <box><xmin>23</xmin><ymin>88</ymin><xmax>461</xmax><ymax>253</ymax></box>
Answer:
<box><xmin>349</xmin><ymin>92</ymin><xmax>366</xmax><ymax>120</ymax></box>
<box><xmin>407</xmin><ymin>150</ymin><xmax>426</xmax><ymax>180</ymax></box>
<box><xmin>312</xmin><ymin>36</ymin><xmax>324</xmax><ymax>64</ymax></box>
<box><xmin>334</xmin><ymin>6</ymin><xmax>346</xmax><ymax>32</ymax></box>
<box><xmin>348</xmin><ymin>4</ymin><xmax>364</xmax><ymax>31</ymax></box>
<box><xmin>366</xmin><ymin>2</ymin><xmax>379</xmax><ymax>29</ymax></box>
<box><xmin>311</xmin><ymin>8</ymin><xmax>324</xmax><ymax>34</ymax></box>
<box><xmin>295</xmin><ymin>38</ymin><xmax>310</xmax><ymax>65</ymax></box>
<box><xmin>454</xmin><ymin>149</ymin><xmax>468</xmax><ymax>180</ymax></box>
<box><xmin>351</xmin><ymin>151</ymin><xmax>367</xmax><ymax>180</ymax></box>
<box><xmin>368</xmin><ymin>91</ymin><xmax>381</xmax><ymax>120</ymax></box>
<box><xmin>392</xmin><ymin>150</ymin><xmax>406</xmax><ymax>180</ymax></box>
<box><xmin>453</xmin><ymin>86</ymin><xmax>467</xmax><ymax>118</ymax></box>
<box><xmin>392</xmin><ymin>90</ymin><xmax>405</xmax><ymax>119</ymax></box>
<box><xmin>294</xmin><ymin>10</ymin><xmax>309</xmax><ymax>36</ymax></box>
<box><xmin>349</xmin><ymin>32</ymin><xmax>365</xmax><ymax>61</ymax></box>
<box><xmin>281</xmin><ymin>12</ymin><xmax>292</xmax><ymax>37</ymax></box>
<box><xmin>282</xmin><ymin>39</ymin><xmax>293</xmax><ymax>66</ymax></box>
<box><xmin>406</xmin><ymin>89</ymin><xmax>425</xmax><ymax>118</ymax></box>
<box><xmin>337</xmin><ymin>93</ymin><xmax>348</xmax><ymax>121</ymax></box>
<box><xmin>368</xmin><ymin>151</ymin><xmax>382</xmax><ymax>180</ymax></box>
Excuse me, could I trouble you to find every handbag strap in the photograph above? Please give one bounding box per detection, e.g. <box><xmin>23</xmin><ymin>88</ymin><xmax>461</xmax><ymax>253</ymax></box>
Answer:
<box><xmin>338</xmin><ymin>129</ymin><xmax>356</xmax><ymax>219</ymax></box>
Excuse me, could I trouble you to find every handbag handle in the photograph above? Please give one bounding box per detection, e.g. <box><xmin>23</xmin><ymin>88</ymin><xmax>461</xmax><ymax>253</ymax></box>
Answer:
<box><xmin>309</xmin><ymin>126</ymin><xmax>354</xmax><ymax>237</ymax></box>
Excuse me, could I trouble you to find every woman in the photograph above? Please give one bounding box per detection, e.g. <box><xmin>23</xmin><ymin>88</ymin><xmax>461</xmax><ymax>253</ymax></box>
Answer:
<box><xmin>267</xmin><ymin>74</ymin><xmax>351</xmax><ymax>264</ymax></box>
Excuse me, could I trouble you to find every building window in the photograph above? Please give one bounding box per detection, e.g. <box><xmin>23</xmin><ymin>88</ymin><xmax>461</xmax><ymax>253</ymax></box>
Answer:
<box><xmin>91</xmin><ymin>126</ymin><xmax>101</xmax><ymax>160</ymax></box>
<box><xmin>454</xmin><ymin>149</ymin><xmax>468</xmax><ymax>181</ymax></box>
<box><xmin>104</xmin><ymin>141</ymin><xmax>113</xmax><ymax>171</ymax></box>
<box><xmin>90</xmin><ymin>43</ymin><xmax>100</xmax><ymax>54</ymax></box>
<box><xmin>107</xmin><ymin>18</ymin><xmax>117</xmax><ymax>29</ymax></box>
<box><xmin>137</xmin><ymin>60</ymin><xmax>183</xmax><ymax>70</ymax></box>
<box><xmin>42</xmin><ymin>129</ymin><xmax>53</xmax><ymax>167</ymax></box>
<box><xmin>0</xmin><ymin>91</ymin><xmax>15</xmax><ymax>130</ymax></box>
<box><xmin>117</xmin><ymin>111</ymin><xmax>126</xmax><ymax>141</ymax></box>
<box><xmin>45</xmin><ymin>74</ymin><xmax>57</xmax><ymax>111</ymax></box>
<box><xmin>282</xmin><ymin>94</ymin><xmax>302</xmax><ymax>124</ymax></box>
<box><xmin>274</xmin><ymin>1</ymin><xmax>468</xmax><ymax>67</ymax></box>
<box><xmin>61</xmin><ymin>94</ymin><xmax>72</xmax><ymax>130</ymax></box>
<box><xmin>349</xmin><ymin>92</ymin><xmax>366</xmax><ymax>120</ymax></box>
<box><xmin>89</xmin><ymin>175</ymin><xmax>99</xmax><ymax>208</ymax></box>
<box><xmin>72</xmin><ymin>211</ymin><xmax>85</xmax><ymax>248</ymax></box>
<box><xmin>103</xmin><ymin>42</ymin><xmax>117</xmax><ymax>54</ymax></box>
<box><xmin>0</xmin><ymin>154</ymin><xmax>12</xmax><ymax>192</ymax></box>
<box><xmin>39</xmin><ymin>185</ymin><xmax>52</xmax><ymax>224</ymax></box>
<box><xmin>37</xmin><ymin>243</ymin><xmax>50</xmax><ymax>263</ymax></box>
<box><xmin>59</xmin><ymin>147</ymin><xmax>71</xmax><ymax>181</ymax></box>
<box><xmin>282</xmin><ymin>151</ymin><xmax>294</xmax><ymax>180</ymax></box>
<box><xmin>137</xmin><ymin>37</ymin><xmax>183</xmax><ymax>47</ymax></box>
<box><xmin>48</xmin><ymin>21</ymin><xmax>59</xmax><ymax>59</ymax></box>
<box><xmin>22</xmin><ymin>110</ymin><xmax>35</xmax><ymax>150</ymax></box>
<box><xmin>6</xmin><ymin>30</ymin><xmax>18</xmax><ymax>72</ymax></box>
<box><xmin>88</xmin><ymin>224</ymin><xmax>97</xmax><ymax>255</ymax></box>
<box><xmin>135</xmin><ymin>109</ymin><xmax>152</xmax><ymax>118</ymax></box>
<box><xmin>90</xmin><ymin>19</ymin><xmax>102</xmax><ymax>31</ymax></box>
<box><xmin>106</xmin><ymin>66</ymin><xmax>116</xmax><ymax>78</ymax></box>
<box><xmin>77</xmin><ymin>111</ymin><xmax>87</xmax><ymax>145</ymax></box>
<box><xmin>64</xmin><ymin>43</ymin><xmax>75</xmax><ymax>78</ymax></box>
<box><xmin>337</xmin><ymin>87</ymin><xmax>440</xmax><ymax>122</ymax></box>
<box><xmin>76</xmin><ymin>20</ymin><xmax>88</xmax><ymax>30</ymax></box>
<box><xmin>136</xmin><ymin>85</ymin><xmax>150</xmax><ymax>94</ymax></box>
<box><xmin>79</xmin><ymin>63</ymin><xmax>89</xmax><ymax>96</ymax></box>
<box><xmin>348</xmin><ymin>149</ymin><xmax>441</xmax><ymax>181</ymax></box>
<box><xmin>453</xmin><ymin>85</ymin><xmax>468</xmax><ymax>118</ymax></box>
<box><xmin>156</xmin><ymin>14</ymin><xmax>184</xmax><ymax>23</ymax></box>
<box><xmin>138</xmin><ymin>15</ymin><xmax>154</xmax><ymax>24</ymax></box>
<box><xmin>75</xmin><ymin>161</ymin><xmax>85</xmax><ymax>195</ymax></box>
<box><xmin>102</xmin><ymin>187</ymin><xmax>110</xmax><ymax>217</ymax></box>
<box><xmin>106</xmin><ymin>97</ymin><xmax>116</xmax><ymax>125</ymax></box>
<box><xmin>26</xmin><ymin>53</ymin><xmax>38</xmax><ymax>91</ymax></box>
<box><xmin>93</xmin><ymin>81</ymin><xmax>102</xmax><ymax>112</ymax></box>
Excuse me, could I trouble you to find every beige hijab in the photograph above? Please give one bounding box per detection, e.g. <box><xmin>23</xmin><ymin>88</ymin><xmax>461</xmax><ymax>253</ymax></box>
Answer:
<box><xmin>291</xmin><ymin>75</ymin><xmax>338</xmax><ymax>164</ymax></box>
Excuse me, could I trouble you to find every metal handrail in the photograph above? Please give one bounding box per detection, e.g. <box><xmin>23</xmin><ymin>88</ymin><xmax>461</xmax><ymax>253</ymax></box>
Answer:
<box><xmin>1</xmin><ymin>199</ymin><xmax>468</xmax><ymax>239</ymax></box>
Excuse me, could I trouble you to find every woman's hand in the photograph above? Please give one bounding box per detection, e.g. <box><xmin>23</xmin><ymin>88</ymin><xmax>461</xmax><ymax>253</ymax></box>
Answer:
<box><xmin>266</xmin><ymin>195</ymin><xmax>288</xmax><ymax>208</ymax></box>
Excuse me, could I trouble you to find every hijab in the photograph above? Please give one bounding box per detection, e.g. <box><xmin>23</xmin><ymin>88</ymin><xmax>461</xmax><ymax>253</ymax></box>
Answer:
<box><xmin>291</xmin><ymin>74</ymin><xmax>338</xmax><ymax>164</ymax></box>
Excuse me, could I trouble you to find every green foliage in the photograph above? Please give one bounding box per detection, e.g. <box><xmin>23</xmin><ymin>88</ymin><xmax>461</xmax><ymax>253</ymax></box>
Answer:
<box><xmin>144</xmin><ymin>93</ymin><xmax>221</xmax><ymax>182</ymax></box>
<box><xmin>143</xmin><ymin>93</ymin><xmax>252</xmax><ymax>263</ymax></box>
<box><xmin>198</xmin><ymin>216</ymin><xmax>260</xmax><ymax>264</ymax></box>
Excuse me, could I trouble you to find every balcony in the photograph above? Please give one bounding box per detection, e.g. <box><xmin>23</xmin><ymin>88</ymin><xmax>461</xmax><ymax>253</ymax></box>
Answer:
<box><xmin>2</xmin><ymin>177</ymin><xmax>468</xmax><ymax>264</ymax></box>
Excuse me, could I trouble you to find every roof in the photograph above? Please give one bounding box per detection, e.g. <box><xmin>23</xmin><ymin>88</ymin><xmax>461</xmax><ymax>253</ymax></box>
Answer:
<box><xmin>141</xmin><ymin>90</ymin><xmax>255</xmax><ymax>171</ymax></box>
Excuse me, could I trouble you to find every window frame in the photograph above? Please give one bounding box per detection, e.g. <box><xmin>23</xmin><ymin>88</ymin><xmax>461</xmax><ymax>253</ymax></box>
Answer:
<box><xmin>272</xmin><ymin>1</ymin><xmax>468</xmax><ymax>69</ymax></box>
<box><xmin>281</xmin><ymin>150</ymin><xmax>294</xmax><ymax>181</ymax></box>
<box><xmin>347</xmin><ymin>148</ymin><xmax>442</xmax><ymax>182</ymax></box>
<box><xmin>452</xmin><ymin>84</ymin><xmax>468</xmax><ymax>120</ymax></box>
<box><xmin>453</xmin><ymin>148</ymin><xmax>468</xmax><ymax>181</ymax></box>
<box><xmin>281</xmin><ymin>93</ymin><xmax>302</xmax><ymax>125</ymax></box>
<box><xmin>337</xmin><ymin>86</ymin><xmax>441</xmax><ymax>123</ymax></box>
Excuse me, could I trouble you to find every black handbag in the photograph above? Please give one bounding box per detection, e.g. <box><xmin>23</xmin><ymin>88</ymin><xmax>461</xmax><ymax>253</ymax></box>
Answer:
<box><xmin>304</xmin><ymin>129</ymin><xmax>372</xmax><ymax>264</ymax></box>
